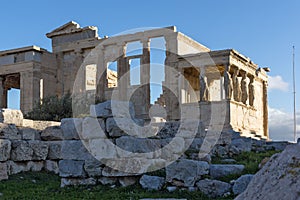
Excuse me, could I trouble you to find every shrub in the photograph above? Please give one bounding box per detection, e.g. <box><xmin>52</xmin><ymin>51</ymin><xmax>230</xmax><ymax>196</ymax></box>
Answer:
<box><xmin>25</xmin><ymin>93</ymin><xmax>72</xmax><ymax>121</ymax></box>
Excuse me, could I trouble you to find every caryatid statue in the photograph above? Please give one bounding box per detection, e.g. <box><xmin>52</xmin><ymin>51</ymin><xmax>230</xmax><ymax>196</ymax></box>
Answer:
<box><xmin>241</xmin><ymin>72</ymin><xmax>248</xmax><ymax>104</ymax></box>
<box><xmin>224</xmin><ymin>70</ymin><xmax>233</xmax><ymax>100</ymax></box>
<box><xmin>232</xmin><ymin>68</ymin><xmax>241</xmax><ymax>102</ymax></box>
<box><xmin>248</xmin><ymin>76</ymin><xmax>255</xmax><ymax>106</ymax></box>
<box><xmin>200</xmin><ymin>75</ymin><xmax>209</xmax><ymax>102</ymax></box>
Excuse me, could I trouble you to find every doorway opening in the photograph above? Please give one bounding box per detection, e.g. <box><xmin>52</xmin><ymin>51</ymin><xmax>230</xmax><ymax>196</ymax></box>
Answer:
<box><xmin>8</xmin><ymin>88</ymin><xmax>20</xmax><ymax>110</ymax></box>
<box><xmin>150</xmin><ymin>37</ymin><xmax>166</xmax><ymax>105</ymax></box>
<box><xmin>4</xmin><ymin>73</ymin><xmax>21</xmax><ymax>110</ymax></box>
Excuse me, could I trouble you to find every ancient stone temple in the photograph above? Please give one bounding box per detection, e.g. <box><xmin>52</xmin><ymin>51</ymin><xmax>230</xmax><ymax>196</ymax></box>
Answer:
<box><xmin>0</xmin><ymin>21</ymin><xmax>269</xmax><ymax>139</ymax></box>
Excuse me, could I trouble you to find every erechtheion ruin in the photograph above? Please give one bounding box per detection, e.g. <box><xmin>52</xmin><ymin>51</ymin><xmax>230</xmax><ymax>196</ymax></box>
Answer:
<box><xmin>0</xmin><ymin>21</ymin><xmax>269</xmax><ymax>139</ymax></box>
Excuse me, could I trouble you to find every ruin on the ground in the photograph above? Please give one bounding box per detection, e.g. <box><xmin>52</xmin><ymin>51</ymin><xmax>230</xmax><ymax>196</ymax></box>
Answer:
<box><xmin>0</xmin><ymin>21</ymin><xmax>269</xmax><ymax>139</ymax></box>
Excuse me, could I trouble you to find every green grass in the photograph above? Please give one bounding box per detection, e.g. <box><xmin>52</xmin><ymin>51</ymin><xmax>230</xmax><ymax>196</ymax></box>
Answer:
<box><xmin>0</xmin><ymin>151</ymin><xmax>279</xmax><ymax>199</ymax></box>
<box><xmin>0</xmin><ymin>172</ymin><xmax>233</xmax><ymax>200</ymax></box>
<box><xmin>211</xmin><ymin>150</ymin><xmax>280</xmax><ymax>182</ymax></box>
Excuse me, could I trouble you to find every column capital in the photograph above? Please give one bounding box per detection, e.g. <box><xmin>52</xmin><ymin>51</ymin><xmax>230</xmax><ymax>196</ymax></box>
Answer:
<box><xmin>141</xmin><ymin>38</ymin><xmax>150</xmax><ymax>44</ymax></box>
<box><xmin>225</xmin><ymin>64</ymin><xmax>232</xmax><ymax>71</ymax></box>
<box><xmin>240</xmin><ymin>70</ymin><xmax>247</xmax><ymax>77</ymax></box>
<box><xmin>233</xmin><ymin>67</ymin><xmax>240</xmax><ymax>75</ymax></box>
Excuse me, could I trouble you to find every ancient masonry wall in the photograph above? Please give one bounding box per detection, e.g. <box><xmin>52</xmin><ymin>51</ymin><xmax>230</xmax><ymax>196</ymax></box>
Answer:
<box><xmin>0</xmin><ymin>106</ymin><xmax>289</xmax><ymax>197</ymax></box>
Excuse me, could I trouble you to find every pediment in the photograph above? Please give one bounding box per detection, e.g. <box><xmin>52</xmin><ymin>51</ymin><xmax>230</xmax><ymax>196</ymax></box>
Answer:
<box><xmin>46</xmin><ymin>21</ymin><xmax>81</xmax><ymax>38</ymax></box>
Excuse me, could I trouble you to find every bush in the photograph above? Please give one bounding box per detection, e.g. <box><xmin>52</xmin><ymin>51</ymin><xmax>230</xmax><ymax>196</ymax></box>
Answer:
<box><xmin>25</xmin><ymin>93</ymin><xmax>72</xmax><ymax>121</ymax></box>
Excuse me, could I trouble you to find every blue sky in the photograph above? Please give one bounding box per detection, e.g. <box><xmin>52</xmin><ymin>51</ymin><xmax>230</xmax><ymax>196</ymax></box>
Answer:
<box><xmin>0</xmin><ymin>0</ymin><xmax>299</xmax><ymax>141</ymax></box>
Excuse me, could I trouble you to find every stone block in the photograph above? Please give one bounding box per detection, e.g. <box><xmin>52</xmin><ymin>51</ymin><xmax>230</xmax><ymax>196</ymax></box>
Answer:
<box><xmin>139</xmin><ymin>175</ymin><xmax>165</xmax><ymax>190</ymax></box>
<box><xmin>116</xmin><ymin>136</ymin><xmax>161</xmax><ymax>154</ymax></box>
<box><xmin>19</xmin><ymin>127</ymin><xmax>41</xmax><ymax>140</ymax></box>
<box><xmin>0</xmin><ymin>162</ymin><xmax>8</xmax><ymax>180</ymax></box>
<box><xmin>106</xmin><ymin>117</ymin><xmax>143</xmax><ymax>138</ymax></box>
<box><xmin>0</xmin><ymin>123</ymin><xmax>21</xmax><ymax>140</ymax></box>
<box><xmin>232</xmin><ymin>174</ymin><xmax>254</xmax><ymax>195</ymax></box>
<box><xmin>102</xmin><ymin>166</ymin><xmax>139</xmax><ymax>177</ymax></box>
<box><xmin>27</xmin><ymin>161</ymin><xmax>44</xmax><ymax>171</ymax></box>
<box><xmin>10</xmin><ymin>141</ymin><xmax>33</xmax><ymax>161</ymax></box>
<box><xmin>266</xmin><ymin>141</ymin><xmax>290</xmax><ymax>151</ymax></box>
<box><xmin>188</xmin><ymin>138</ymin><xmax>204</xmax><ymax>150</ymax></box>
<box><xmin>0</xmin><ymin>139</ymin><xmax>11</xmax><ymax>161</ymax></box>
<box><xmin>33</xmin><ymin>121</ymin><xmax>61</xmax><ymax>131</ymax></box>
<box><xmin>98</xmin><ymin>177</ymin><xmax>118</xmax><ymax>185</ymax></box>
<box><xmin>22</xmin><ymin>119</ymin><xmax>34</xmax><ymax>128</ymax></box>
<box><xmin>176</xmin><ymin>119</ymin><xmax>201</xmax><ymax>138</ymax></box>
<box><xmin>41</xmin><ymin>126</ymin><xmax>63</xmax><ymax>141</ymax></box>
<box><xmin>7</xmin><ymin>161</ymin><xmax>28</xmax><ymax>175</ymax></box>
<box><xmin>196</xmin><ymin>179</ymin><xmax>232</xmax><ymax>198</ymax></box>
<box><xmin>212</xmin><ymin>145</ymin><xmax>229</xmax><ymax>157</ymax></box>
<box><xmin>230</xmin><ymin>138</ymin><xmax>252</xmax><ymax>153</ymax></box>
<box><xmin>88</xmin><ymin>138</ymin><xmax>117</xmax><ymax>160</ymax></box>
<box><xmin>81</xmin><ymin>117</ymin><xmax>106</xmax><ymax>140</ymax></box>
<box><xmin>60</xmin><ymin>118</ymin><xmax>82</xmax><ymax>140</ymax></box>
<box><xmin>119</xmin><ymin>177</ymin><xmax>138</xmax><ymax>187</ymax></box>
<box><xmin>209</xmin><ymin>164</ymin><xmax>245</xmax><ymax>179</ymax></box>
<box><xmin>106</xmin><ymin>117</ymin><xmax>128</xmax><ymax>137</ymax></box>
<box><xmin>84</xmin><ymin>158</ymin><xmax>102</xmax><ymax>177</ymax></box>
<box><xmin>166</xmin><ymin>159</ymin><xmax>209</xmax><ymax>187</ymax></box>
<box><xmin>216</xmin><ymin>132</ymin><xmax>232</xmax><ymax>145</ymax></box>
<box><xmin>59</xmin><ymin>160</ymin><xmax>85</xmax><ymax>177</ymax></box>
<box><xmin>28</xmin><ymin>141</ymin><xmax>48</xmax><ymax>160</ymax></box>
<box><xmin>162</xmin><ymin>137</ymin><xmax>186</xmax><ymax>155</ymax></box>
<box><xmin>60</xmin><ymin>177</ymin><xmax>96</xmax><ymax>187</ymax></box>
<box><xmin>90</xmin><ymin>100</ymin><xmax>135</xmax><ymax>118</ymax></box>
<box><xmin>0</xmin><ymin>109</ymin><xmax>23</xmax><ymax>126</ymax></box>
<box><xmin>45</xmin><ymin>160</ymin><xmax>59</xmax><ymax>174</ymax></box>
<box><xmin>47</xmin><ymin>141</ymin><xmax>62</xmax><ymax>160</ymax></box>
<box><xmin>61</xmin><ymin>140</ymin><xmax>93</xmax><ymax>160</ymax></box>
<box><xmin>6</xmin><ymin>160</ymin><xmax>43</xmax><ymax>174</ymax></box>
<box><xmin>156</xmin><ymin>121</ymin><xmax>180</xmax><ymax>139</ymax></box>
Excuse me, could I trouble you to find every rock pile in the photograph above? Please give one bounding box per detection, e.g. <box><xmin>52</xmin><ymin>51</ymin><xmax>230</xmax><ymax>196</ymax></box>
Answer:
<box><xmin>0</xmin><ymin>102</ymin><xmax>293</xmax><ymax>198</ymax></box>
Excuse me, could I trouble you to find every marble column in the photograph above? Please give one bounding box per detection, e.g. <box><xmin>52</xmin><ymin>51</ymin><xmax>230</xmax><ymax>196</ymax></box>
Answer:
<box><xmin>164</xmin><ymin>35</ymin><xmax>180</xmax><ymax>120</ymax></box>
<box><xmin>20</xmin><ymin>70</ymin><xmax>41</xmax><ymax>114</ymax></box>
<box><xmin>96</xmin><ymin>46</ymin><xmax>106</xmax><ymax>102</ymax></box>
<box><xmin>74</xmin><ymin>48</ymin><xmax>84</xmax><ymax>93</ymax></box>
<box><xmin>117</xmin><ymin>42</ymin><xmax>128</xmax><ymax>101</ymax></box>
<box><xmin>263</xmin><ymin>81</ymin><xmax>269</xmax><ymax>138</ymax></box>
<box><xmin>141</xmin><ymin>39</ymin><xmax>151</xmax><ymax>114</ymax></box>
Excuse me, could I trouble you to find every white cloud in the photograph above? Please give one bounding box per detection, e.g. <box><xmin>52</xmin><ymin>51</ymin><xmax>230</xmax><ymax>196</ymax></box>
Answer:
<box><xmin>268</xmin><ymin>107</ymin><xmax>300</xmax><ymax>142</ymax></box>
<box><xmin>268</xmin><ymin>75</ymin><xmax>289</xmax><ymax>92</ymax></box>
